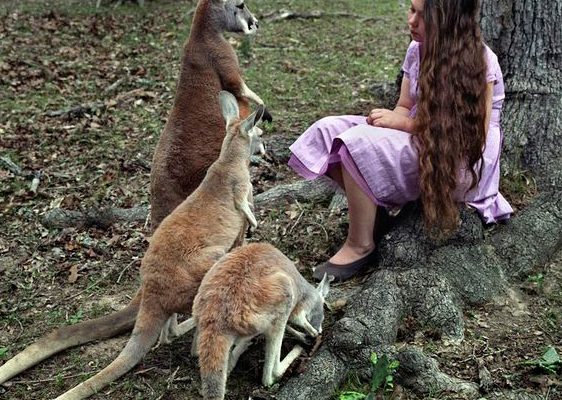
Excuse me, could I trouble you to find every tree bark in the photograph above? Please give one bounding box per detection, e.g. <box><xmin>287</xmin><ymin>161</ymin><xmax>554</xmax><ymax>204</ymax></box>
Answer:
<box><xmin>277</xmin><ymin>191</ymin><xmax>562</xmax><ymax>399</ymax></box>
<box><xmin>480</xmin><ymin>0</ymin><xmax>562</xmax><ymax>188</ymax></box>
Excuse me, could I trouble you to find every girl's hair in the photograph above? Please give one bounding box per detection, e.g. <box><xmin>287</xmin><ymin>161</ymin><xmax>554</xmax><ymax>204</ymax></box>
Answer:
<box><xmin>414</xmin><ymin>0</ymin><xmax>487</xmax><ymax>238</ymax></box>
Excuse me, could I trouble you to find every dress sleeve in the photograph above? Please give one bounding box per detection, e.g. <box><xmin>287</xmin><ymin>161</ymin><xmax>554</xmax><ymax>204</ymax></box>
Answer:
<box><xmin>401</xmin><ymin>41</ymin><xmax>419</xmax><ymax>79</ymax></box>
<box><xmin>485</xmin><ymin>45</ymin><xmax>501</xmax><ymax>84</ymax></box>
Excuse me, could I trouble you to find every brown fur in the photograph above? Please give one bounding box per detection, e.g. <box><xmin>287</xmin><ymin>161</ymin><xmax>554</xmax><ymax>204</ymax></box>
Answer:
<box><xmin>0</xmin><ymin>91</ymin><xmax>264</xmax><ymax>400</ymax></box>
<box><xmin>150</xmin><ymin>0</ymin><xmax>264</xmax><ymax>231</ymax></box>
<box><xmin>193</xmin><ymin>242</ymin><xmax>330</xmax><ymax>399</ymax></box>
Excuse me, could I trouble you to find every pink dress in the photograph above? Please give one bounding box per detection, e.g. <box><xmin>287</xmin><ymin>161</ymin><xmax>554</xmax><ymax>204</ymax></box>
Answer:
<box><xmin>288</xmin><ymin>41</ymin><xmax>513</xmax><ymax>223</ymax></box>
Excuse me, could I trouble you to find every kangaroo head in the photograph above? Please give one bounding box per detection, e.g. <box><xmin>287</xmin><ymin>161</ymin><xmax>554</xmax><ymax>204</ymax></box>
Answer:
<box><xmin>219</xmin><ymin>90</ymin><xmax>265</xmax><ymax>156</ymax></box>
<box><xmin>214</xmin><ymin>0</ymin><xmax>259</xmax><ymax>35</ymax></box>
<box><xmin>307</xmin><ymin>273</ymin><xmax>331</xmax><ymax>335</ymax></box>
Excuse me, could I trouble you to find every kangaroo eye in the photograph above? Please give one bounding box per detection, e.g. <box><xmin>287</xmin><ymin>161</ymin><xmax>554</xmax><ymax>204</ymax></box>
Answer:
<box><xmin>236</xmin><ymin>3</ymin><xmax>244</xmax><ymax>9</ymax></box>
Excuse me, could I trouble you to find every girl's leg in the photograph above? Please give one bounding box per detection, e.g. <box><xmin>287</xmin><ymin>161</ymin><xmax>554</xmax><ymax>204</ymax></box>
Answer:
<box><xmin>327</xmin><ymin>163</ymin><xmax>344</xmax><ymax>188</ymax></box>
<box><xmin>329</xmin><ymin>165</ymin><xmax>377</xmax><ymax>265</ymax></box>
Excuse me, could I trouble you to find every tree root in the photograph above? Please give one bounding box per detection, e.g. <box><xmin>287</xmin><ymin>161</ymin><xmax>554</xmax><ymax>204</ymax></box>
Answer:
<box><xmin>41</xmin><ymin>178</ymin><xmax>336</xmax><ymax>229</ymax></box>
<box><xmin>276</xmin><ymin>190</ymin><xmax>562</xmax><ymax>399</ymax></box>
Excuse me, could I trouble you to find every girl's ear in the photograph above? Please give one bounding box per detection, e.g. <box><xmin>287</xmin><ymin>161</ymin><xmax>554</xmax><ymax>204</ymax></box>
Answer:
<box><xmin>218</xmin><ymin>90</ymin><xmax>240</xmax><ymax>127</ymax></box>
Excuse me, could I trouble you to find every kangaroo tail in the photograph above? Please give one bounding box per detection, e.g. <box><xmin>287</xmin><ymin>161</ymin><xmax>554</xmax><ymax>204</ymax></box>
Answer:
<box><xmin>53</xmin><ymin>301</ymin><xmax>167</xmax><ymax>400</ymax></box>
<box><xmin>199</xmin><ymin>327</ymin><xmax>234</xmax><ymax>400</ymax></box>
<box><xmin>0</xmin><ymin>290</ymin><xmax>142</xmax><ymax>384</ymax></box>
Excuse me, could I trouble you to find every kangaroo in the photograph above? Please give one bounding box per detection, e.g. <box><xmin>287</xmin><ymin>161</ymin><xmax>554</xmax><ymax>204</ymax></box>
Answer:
<box><xmin>193</xmin><ymin>242</ymin><xmax>330</xmax><ymax>400</ymax></box>
<box><xmin>0</xmin><ymin>91</ymin><xmax>265</xmax><ymax>400</ymax></box>
<box><xmin>150</xmin><ymin>0</ymin><xmax>270</xmax><ymax>232</ymax></box>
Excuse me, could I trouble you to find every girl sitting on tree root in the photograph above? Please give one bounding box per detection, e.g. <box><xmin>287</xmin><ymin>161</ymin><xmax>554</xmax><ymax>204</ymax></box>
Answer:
<box><xmin>288</xmin><ymin>0</ymin><xmax>513</xmax><ymax>282</ymax></box>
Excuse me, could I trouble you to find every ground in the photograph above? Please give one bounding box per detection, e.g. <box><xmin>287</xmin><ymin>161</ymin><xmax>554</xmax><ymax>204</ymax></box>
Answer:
<box><xmin>0</xmin><ymin>0</ymin><xmax>559</xmax><ymax>399</ymax></box>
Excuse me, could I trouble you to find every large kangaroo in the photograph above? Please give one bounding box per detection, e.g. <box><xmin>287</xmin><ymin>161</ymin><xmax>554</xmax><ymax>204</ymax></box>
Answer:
<box><xmin>150</xmin><ymin>0</ymin><xmax>269</xmax><ymax>232</ymax></box>
<box><xmin>193</xmin><ymin>243</ymin><xmax>330</xmax><ymax>400</ymax></box>
<box><xmin>0</xmin><ymin>91</ymin><xmax>265</xmax><ymax>400</ymax></box>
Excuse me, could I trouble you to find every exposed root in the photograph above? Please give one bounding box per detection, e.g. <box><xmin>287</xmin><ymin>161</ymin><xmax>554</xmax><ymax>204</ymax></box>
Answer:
<box><xmin>396</xmin><ymin>347</ymin><xmax>479</xmax><ymax>397</ymax></box>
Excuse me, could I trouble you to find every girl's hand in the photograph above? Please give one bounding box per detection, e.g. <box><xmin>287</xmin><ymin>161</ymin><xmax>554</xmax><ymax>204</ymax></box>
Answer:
<box><xmin>367</xmin><ymin>108</ymin><xmax>410</xmax><ymax>130</ymax></box>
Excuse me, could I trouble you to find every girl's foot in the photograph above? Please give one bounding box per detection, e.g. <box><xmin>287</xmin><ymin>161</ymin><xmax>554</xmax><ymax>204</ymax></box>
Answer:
<box><xmin>313</xmin><ymin>245</ymin><xmax>377</xmax><ymax>282</ymax></box>
<box><xmin>329</xmin><ymin>244</ymin><xmax>375</xmax><ymax>266</ymax></box>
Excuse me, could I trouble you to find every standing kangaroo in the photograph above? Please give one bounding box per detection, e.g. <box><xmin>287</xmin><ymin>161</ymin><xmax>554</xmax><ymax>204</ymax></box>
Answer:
<box><xmin>150</xmin><ymin>0</ymin><xmax>269</xmax><ymax>232</ymax></box>
<box><xmin>0</xmin><ymin>91</ymin><xmax>265</xmax><ymax>400</ymax></box>
<box><xmin>193</xmin><ymin>242</ymin><xmax>330</xmax><ymax>400</ymax></box>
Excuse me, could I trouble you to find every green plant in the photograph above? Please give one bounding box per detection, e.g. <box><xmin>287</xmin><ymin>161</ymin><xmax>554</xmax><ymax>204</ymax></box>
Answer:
<box><xmin>527</xmin><ymin>273</ymin><xmax>544</xmax><ymax>285</ymax></box>
<box><xmin>522</xmin><ymin>346</ymin><xmax>561</xmax><ymax>374</ymax></box>
<box><xmin>67</xmin><ymin>309</ymin><xmax>84</xmax><ymax>325</ymax></box>
<box><xmin>0</xmin><ymin>347</ymin><xmax>9</xmax><ymax>359</ymax></box>
<box><xmin>55</xmin><ymin>372</ymin><xmax>65</xmax><ymax>388</ymax></box>
<box><xmin>339</xmin><ymin>352</ymin><xmax>400</xmax><ymax>400</ymax></box>
<box><xmin>239</xmin><ymin>36</ymin><xmax>252</xmax><ymax>60</ymax></box>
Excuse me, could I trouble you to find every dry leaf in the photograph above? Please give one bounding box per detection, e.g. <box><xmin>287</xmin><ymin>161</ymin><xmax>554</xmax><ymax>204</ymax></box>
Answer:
<box><xmin>68</xmin><ymin>265</ymin><xmax>79</xmax><ymax>283</ymax></box>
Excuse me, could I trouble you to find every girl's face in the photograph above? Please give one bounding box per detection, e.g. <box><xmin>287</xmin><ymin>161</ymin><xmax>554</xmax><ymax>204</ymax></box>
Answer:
<box><xmin>408</xmin><ymin>0</ymin><xmax>425</xmax><ymax>43</ymax></box>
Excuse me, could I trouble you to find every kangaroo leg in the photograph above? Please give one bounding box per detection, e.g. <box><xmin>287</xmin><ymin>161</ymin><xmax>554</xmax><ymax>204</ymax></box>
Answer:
<box><xmin>175</xmin><ymin>316</ymin><xmax>196</xmax><ymax>337</ymax></box>
<box><xmin>155</xmin><ymin>313</ymin><xmax>178</xmax><ymax>348</ymax></box>
<box><xmin>262</xmin><ymin>319</ymin><xmax>290</xmax><ymax>387</ymax></box>
<box><xmin>0</xmin><ymin>290</ymin><xmax>141</xmax><ymax>385</ymax></box>
<box><xmin>235</xmin><ymin>184</ymin><xmax>257</xmax><ymax>228</ymax></box>
<box><xmin>191</xmin><ymin>327</ymin><xmax>199</xmax><ymax>357</ymax></box>
<box><xmin>241</xmin><ymin>81</ymin><xmax>264</xmax><ymax>105</ymax></box>
<box><xmin>168</xmin><ymin>313</ymin><xmax>179</xmax><ymax>336</ymax></box>
<box><xmin>285</xmin><ymin>325</ymin><xmax>309</xmax><ymax>344</ymax></box>
<box><xmin>54</xmin><ymin>301</ymin><xmax>168</xmax><ymax>400</ymax></box>
<box><xmin>231</xmin><ymin>189</ymin><xmax>254</xmax><ymax>247</ymax></box>
<box><xmin>227</xmin><ymin>336</ymin><xmax>255</xmax><ymax>375</ymax></box>
<box><xmin>291</xmin><ymin>312</ymin><xmax>319</xmax><ymax>337</ymax></box>
<box><xmin>276</xmin><ymin>345</ymin><xmax>304</xmax><ymax>377</ymax></box>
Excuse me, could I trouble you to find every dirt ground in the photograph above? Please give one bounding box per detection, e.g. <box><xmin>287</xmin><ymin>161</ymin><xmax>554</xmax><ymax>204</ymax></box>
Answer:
<box><xmin>0</xmin><ymin>1</ymin><xmax>560</xmax><ymax>399</ymax></box>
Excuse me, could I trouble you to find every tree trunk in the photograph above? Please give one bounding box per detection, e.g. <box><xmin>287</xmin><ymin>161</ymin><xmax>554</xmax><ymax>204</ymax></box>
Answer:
<box><xmin>481</xmin><ymin>0</ymin><xmax>562</xmax><ymax>188</ymax></box>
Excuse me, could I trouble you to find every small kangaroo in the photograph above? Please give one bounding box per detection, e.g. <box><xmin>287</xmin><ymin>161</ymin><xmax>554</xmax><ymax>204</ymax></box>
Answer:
<box><xmin>150</xmin><ymin>0</ymin><xmax>270</xmax><ymax>232</ymax></box>
<box><xmin>193</xmin><ymin>242</ymin><xmax>330</xmax><ymax>400</ymax></box>
<box><xmin>0</xmin><ymin>91</ymin><xmax>265</xmax><ymax>400</ymax></box>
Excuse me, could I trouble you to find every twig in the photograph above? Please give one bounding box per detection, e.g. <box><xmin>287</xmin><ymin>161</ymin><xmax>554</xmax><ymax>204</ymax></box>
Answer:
<box><xmin>287</xmin><ymin>203</ymin><xmax>306</xmax><ymax>235</ymax></box>
<box><xmin>263</xmin><ymin>9</ymin><xmax>380</xmax><ymax>23</ymax></box>
<box><xmin>310</xmin><ymin>222</ymin><xmax>329</xmax><ymax>241</ymax></box>
<box><xmin>310</xmin><ymin>334</ymin><xmax>323</xmax><ymax>356</ymax></box>
<box><xmin>117</xmin><ymin>258</ymin><xmax>140</xmax><ymax>283</ymax></box>
<box><xmin>0</xmin><ymin>155</ymin><xmax>22</xmax><ymax>175</ymax></box>
<box><xmin>64</xmin><ymin>274</ymin><xmax>109</xmax><ymax>302</ymax></box>
<box><xmin>133</xmin><ymin>366</ymin><xmax>156</xmax><ymax>375</ymax></box>
<box><xmin>29</xmin><ymin>171</ymin><xmax>42</xmax><ymax>195</ymax></box>
<box><xmin>166</xmin><ymin>366</ymin><xmax>180</xmax><ymax>389</ymax></box>
<box><xmin>8</xmin><ymin>367</ymin><xmax>92</xmax><ymax>384</ymax></box>
<box><xmin>103</xmin><ymin>77</ymin><xmax>126</xmax><ymax>95</ymax></box>
<box><xmin>45</xmin><ymin>102</ymin><xmax>105</xmax><ymax>118</ymax></box>
<box><xmin>6</xmin><ymin>315</ymin><xmax>24</xmax><ymax>342</ymax></box>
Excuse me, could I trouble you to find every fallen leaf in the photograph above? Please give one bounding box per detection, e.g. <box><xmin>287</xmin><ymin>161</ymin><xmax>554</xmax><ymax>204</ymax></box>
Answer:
<box><xmin>68</xmin><ymin>265</ymin><xmax>79</xmax><ymax>283</ymax></box>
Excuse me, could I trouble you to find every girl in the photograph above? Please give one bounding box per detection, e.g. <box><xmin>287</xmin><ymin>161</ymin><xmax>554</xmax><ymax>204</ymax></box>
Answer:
<box><xmin>288</xmin><ymin>0</ymin><xmax>513</xmax><ymax>282</ymax></box>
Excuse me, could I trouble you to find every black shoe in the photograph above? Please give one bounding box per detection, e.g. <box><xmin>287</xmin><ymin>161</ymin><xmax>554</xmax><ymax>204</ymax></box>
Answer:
<box><xmin>312</xmin><ymin>249</ymin><xmax>376</xmax><ymax>282</ymax></box>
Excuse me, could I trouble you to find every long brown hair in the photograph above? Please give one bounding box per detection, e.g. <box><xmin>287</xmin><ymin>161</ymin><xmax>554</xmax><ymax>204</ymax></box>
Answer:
<box><xmin>414</xmin><ymin>0</ymin><xmax>487</xmax><ymax>237</ymax></box>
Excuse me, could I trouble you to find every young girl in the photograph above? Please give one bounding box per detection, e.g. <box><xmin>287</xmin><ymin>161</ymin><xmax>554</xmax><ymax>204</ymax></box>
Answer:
<box><xmin>288</xmin><ymin>0</ymin><xmax>513</xmax><ymax>282</ymax></box>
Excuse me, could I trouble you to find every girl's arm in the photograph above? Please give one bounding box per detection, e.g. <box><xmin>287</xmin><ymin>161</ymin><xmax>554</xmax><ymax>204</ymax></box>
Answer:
<box><xmin>394</xmin><ymin>76</ymin><xmax>415</xmax><ymax>117</ymax></box>
<box><xmin>367</xmin><ymin>76</ymin><xmax>415</xmax><ymax>132</ymax></box>
<box><xmin>484</xmin><ymin>82</ymin><xmax>493</xmax><ymax>135</ymax></box>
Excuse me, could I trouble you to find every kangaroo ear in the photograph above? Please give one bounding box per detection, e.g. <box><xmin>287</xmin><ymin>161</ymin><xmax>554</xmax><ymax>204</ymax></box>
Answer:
<box><xmin>254</xmin><ymin>105</ymin><xmax>265</xmax><ymax>125</ymax></box>
<box><xmin>240</xmin><ymin>105</ymin><xmax>264</xmax><ymax>134</ymax></box>
<box><xmin>316</xmin><ymin>273</ymin><xmax>332</xmax><ymax>298</ymax></box>
<box><xmin>219</xmin><ymin>90</ymin><xmax>240</xmax><ymax>126</ymax></box>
